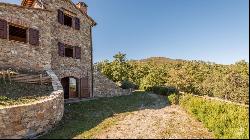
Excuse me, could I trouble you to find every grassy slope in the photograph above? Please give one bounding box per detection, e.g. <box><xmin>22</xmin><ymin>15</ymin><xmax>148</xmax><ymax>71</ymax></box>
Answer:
<box><xmin>0</xmin><ymin>79</ymin><xmax>53</xmax><ymax>107</ymax></box>
<box><xmin>40</xmin><ymin>92</ymin><xmax>166</xmax><ymax>139</ymax></box>
<box><xmin>179</xmin><ymin>94</ymin><xmax>249</xmax><ymax>139</ymax></box>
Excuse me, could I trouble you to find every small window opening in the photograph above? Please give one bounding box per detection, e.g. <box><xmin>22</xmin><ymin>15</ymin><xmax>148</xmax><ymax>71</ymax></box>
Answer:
<box><xmin>65</xmin><ymin>46</ymin><xmax>74</xmax><ymax>58</ymax></box>
<box><xmin>64</xmin><ymin>14</ymin><xmax>72</xmax><ymax>27</ymax></box>
<box><xmin>9</xmin><ymin>25</ymin><xmax>27</xmax><ymax>43</ymax></box>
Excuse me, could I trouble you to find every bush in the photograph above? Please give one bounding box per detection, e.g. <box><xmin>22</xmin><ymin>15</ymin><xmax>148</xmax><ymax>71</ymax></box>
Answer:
<box><xmin>120</xmin><ymin>80</ymin><xmax>138</xmax><ymax>89</ymax></box>
<box><xmin>167</xmin><ymin>93</ymin><xmax>179</xmax><ymax>105</ymax></box>
<box><xmin>150</xmin><ymin>86</ymin><xmax>178</xmax><ymax>96</ymax></box>
<box><xmin>179</xmin><ymin>94</ymin><xmax>249</xmax><ymax>139</ymax></box>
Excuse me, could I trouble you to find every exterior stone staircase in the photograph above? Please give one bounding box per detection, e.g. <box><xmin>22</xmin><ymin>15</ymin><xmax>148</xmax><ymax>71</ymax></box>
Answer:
<box><xmin>93</xmin><ymin>66</ymin><xmax>132</xmax><ymax>98</ymax></box>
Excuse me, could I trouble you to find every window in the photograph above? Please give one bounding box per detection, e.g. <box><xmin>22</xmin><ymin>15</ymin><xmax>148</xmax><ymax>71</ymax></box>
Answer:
<box><xmin>0</xmin><ymin>19</ymin><xmax>40</xmax><ymax>45</ymax></box>
<box><xmin>9</xmin><ymin>24</ymin><xmax>27</xmax><ymax>43</ymax></box>
<box><xmin>58</xmin><ymin>9</ymin><xmax>80</xmax><ymax>30</ymax></box>
<box><xmin>65</xmin><ymin>46</ymin><xmax>74</xmax><ymax>58</ymax></box>
<box><xmin>58</xmin><ymin>42</ymin><xmax>81</xmax><ymax>59</ymax></box>
<box><xmin>64</xmin><ymin>14</ymin><xmax>73</xmax><ymax>27</ymax></box>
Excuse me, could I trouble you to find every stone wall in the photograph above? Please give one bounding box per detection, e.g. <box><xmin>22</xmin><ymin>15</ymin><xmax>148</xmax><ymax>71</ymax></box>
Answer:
<box><xmin>93</xmin><ymin>67</ymin><xmax>131</xmax><ymax>98</ymax></box>
<box><xmin>0</xmin><ymin>3</ymin><xmax>53</xmax><ymax>72</ymax></box>
<box><xmin>0</xmin><ymin>70</ymin><xmax>64</xmax><ymax>139</ymax></box>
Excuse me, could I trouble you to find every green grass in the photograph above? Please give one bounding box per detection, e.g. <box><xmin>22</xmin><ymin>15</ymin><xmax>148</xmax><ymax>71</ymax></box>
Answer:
<box><xmin>39</xmin><ymin>91</ymin><xmax>167</xmax><ymax>139</ymax></box>
<box><xmin>179</xmin><ymin>94</ymin><xmax>249</xmax><ymax>139</ymax></box>
<box><xmin>0</xmin><ymin>78</ymin><xmax>53</xmax><ymax>107</ymax></box>
<box><xmin>167</xmin><ymin>93</ymin><xmax>179</xmax><ymax>105</ymax></box>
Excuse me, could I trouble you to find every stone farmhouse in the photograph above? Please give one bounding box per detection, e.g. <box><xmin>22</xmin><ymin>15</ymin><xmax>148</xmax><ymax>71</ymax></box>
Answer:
<box><xmin>0</xmin><ymin>0</ymin><xmax>130</xmax><ymax>99</ymax></box>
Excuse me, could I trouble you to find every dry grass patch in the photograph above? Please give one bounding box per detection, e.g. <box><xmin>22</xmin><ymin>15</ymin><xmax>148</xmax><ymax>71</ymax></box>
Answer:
<box><xmin>0</xmin><ymin>78</ymin><xmax>53</xmax><ymax>107</ymax></box>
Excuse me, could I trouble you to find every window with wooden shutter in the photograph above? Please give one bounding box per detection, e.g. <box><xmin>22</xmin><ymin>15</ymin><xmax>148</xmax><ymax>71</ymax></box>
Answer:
<box><xmin>0</xmin><ymin>19</ymin><xmax>7</xmax><ymax>39</ymax></box>
<box><xmin>58</xmin><ymin>42</ymin><xmax>65</xmax><ymax>57</ymax></box>
<box><xmin>75</xmin><ymin>46</ymin><xmax>81</xmax><ymax>59</ymax></box>
<box><xmin>29</xmin><ymin>28</ymin><xmax>39</xmax><ymax>45</ymax></box>
<box><xmin>58</xmin><ymin>9</ymin><xmax>64</xmax><ymax>24</ymax></box>
<box><xmin>74</xmin><ymin>17</ymin><xmax>80</xmax><ymax>30</ymax></box>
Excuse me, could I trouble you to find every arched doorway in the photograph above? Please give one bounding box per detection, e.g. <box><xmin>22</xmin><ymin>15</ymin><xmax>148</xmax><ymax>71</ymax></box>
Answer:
<box><xmin>61</xmin><ymin>77</ymin><xmax>79</xmax><ymax>99</ymax></box>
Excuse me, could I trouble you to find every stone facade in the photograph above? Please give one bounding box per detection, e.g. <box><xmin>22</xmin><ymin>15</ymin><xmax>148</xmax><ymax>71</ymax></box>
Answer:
<box><xmin>0</xmin><ymin>0</ymin><xmax>95</xmax><ymax>98</ymax></box>
<box><xmin>93</xmin><ymin>67</ymin><xmax>131</xmax><ymax>98</ymax></box>
<box><xmin>0</xmin><ymin>3</ymin><xmax>53</xmax><ymax>72</ymax></box>
<box><xmin>0</xmin><ymin>70</ymin><xmax>64</xmax><ymax>139</ymax></box>
<box><xmin>45</xmin><ymin>0</ymin><xmax>94</xmax><ymax>95</ymax></box>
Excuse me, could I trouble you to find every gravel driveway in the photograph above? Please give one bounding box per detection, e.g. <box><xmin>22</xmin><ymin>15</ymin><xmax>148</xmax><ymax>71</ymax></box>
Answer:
<box><xmin>95</xmin><ymin>94</ymin><xmax>214</xmax><ymax>139</ymax></box>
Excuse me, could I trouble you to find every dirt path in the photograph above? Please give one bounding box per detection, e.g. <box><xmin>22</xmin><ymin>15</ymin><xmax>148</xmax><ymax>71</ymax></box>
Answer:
<box><xmin>95</xmin><ymin>94</ymin><xmax>214</xmax><ymax>139</ymax></box>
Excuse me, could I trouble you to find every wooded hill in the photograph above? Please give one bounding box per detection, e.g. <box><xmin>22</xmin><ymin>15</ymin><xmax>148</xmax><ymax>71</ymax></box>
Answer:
<box><xmin>97</xmin><ymin>53</ymin><xmax>249</xmax><ymax>104</ymax></box>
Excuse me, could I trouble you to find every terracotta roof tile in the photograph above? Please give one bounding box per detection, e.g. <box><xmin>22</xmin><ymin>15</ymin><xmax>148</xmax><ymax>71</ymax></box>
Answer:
<box><xmin>21</xmin><ymin>0</ymin><xmax>35</xmax><ymax>7</ymax></box>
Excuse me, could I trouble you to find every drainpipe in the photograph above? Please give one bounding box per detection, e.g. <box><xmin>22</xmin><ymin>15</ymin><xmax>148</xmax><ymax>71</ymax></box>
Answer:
<box><xmin>90</xmin><ymin>27</ymin><xmax>94</xmax><ymax>97</ymax></box>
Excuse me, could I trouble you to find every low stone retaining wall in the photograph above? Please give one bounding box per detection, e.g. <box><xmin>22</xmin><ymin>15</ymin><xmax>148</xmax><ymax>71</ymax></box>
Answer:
<box><xmin>0</xmin><ymin>69</ymin><xmax>64</xmax><ymax>139</ymax></box>
<box><xmin>93</xmin><ymin>67</ymin><xmax>131</xmax><ymax>98</ymax></box>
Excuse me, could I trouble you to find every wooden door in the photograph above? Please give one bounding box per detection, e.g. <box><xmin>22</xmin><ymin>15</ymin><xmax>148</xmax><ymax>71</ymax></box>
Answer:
<box><xmin>61</xmin><ymin>77</ymin><xmax>69</xmax><ymax>99</ymax></box>
<box><xmin>80</xmin><ymin>78</ymin><xmax>90</xmax><ymax>98</ymax></box>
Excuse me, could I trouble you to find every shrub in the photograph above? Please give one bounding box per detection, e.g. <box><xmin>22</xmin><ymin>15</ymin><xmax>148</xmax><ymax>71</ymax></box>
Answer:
<box><xmin>150</xmin><ymin>86</ymin><xmax>178</xmax><ymax>96</ymax></box>
<box><xmin>167</xmin><ymin>93</ymin><xmax>179</xmax><ymax>105</ymax></box>
<box><xmin>120</xmin><ymin>80</ymin><xmax>138</xmax><ymax>89</ymax></box>
<box><xmin>179</xmin><ymin>94</ymin><xmax>249</xmax><ymax>139</ymax></box>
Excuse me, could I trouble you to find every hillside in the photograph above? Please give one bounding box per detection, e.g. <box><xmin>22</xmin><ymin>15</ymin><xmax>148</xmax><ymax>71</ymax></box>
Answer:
<box><xmin>97</xmin><ymin>53</ymin><xmax>249</xmax><ymax>104</ymax></box>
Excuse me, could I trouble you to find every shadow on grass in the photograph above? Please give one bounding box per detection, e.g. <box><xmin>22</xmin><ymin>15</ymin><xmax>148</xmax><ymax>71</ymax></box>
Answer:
<box><xmin>39</xmin><ymin>91</ymin><xmax>168</xmax><ymax>139</ymax></box>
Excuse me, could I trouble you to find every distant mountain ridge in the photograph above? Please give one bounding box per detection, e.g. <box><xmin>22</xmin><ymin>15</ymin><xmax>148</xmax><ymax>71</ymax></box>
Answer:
<box><xmin>129</xmin><ymin>57</ymin><xmax>205</xmax><ymax>66</ymax></box>
<box><xmin>129</xmin><ymin>56</ymin><xmax>248</xmax><ymax>66</ymax></box>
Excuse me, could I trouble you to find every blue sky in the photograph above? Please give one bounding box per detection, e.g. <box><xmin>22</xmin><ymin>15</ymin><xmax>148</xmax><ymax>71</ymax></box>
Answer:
<box><xmin>4</xmin><ymin>0</ymin><xmax>249</xmax><ymax>64</ymax></box>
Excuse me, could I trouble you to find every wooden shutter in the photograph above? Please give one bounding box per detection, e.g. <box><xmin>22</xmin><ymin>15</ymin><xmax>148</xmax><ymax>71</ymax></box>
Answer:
<box><xmin>58</xmin><ymin>9</ymin><xmax>64</xmax><ymax>24</ymax></box>
<box><xmin>80</xmin><ymin>78</ymin><xmax>90</xmax><ymax>98</ymax></box>
<box><xmin>58</xmin><ymin>42</ymin><xmax>65</xmax><ymax>56</ymax></box>
<box><xmin>74</xmin><ymin>17</ymin><xmax>80</xmax><ymax>30</ymax></box>
<box><xmin>29</xmin><ymin>28</ymin><xmax>39</xmax><ymax>45</ymax></box>
<box><xmin>0</xmin><ymin>19</ymin><xmax>7</xmax><ymax>39</ymax></box>
<box><xmin>75</xmin><ymin>46</ymin><xmax>81</xmax><ymax>59</ymax></box>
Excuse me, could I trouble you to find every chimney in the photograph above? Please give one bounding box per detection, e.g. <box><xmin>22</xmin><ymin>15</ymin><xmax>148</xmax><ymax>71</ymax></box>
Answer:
<box><xmin>76</xmin><ymin>2</ymin><xmax>88</xmax><ymax>14</ymax></box>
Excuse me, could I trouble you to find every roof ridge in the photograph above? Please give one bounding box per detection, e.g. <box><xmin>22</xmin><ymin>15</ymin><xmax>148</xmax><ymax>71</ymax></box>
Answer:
<box><xmin>21</xmin><ymin>0</ymin><xmax>35</xmax><ymax>7</ymax></box>
<box><xmin>0</xmin><ymin>2</ymin><xmax>52</xmax><ymax>12</ymax></box>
